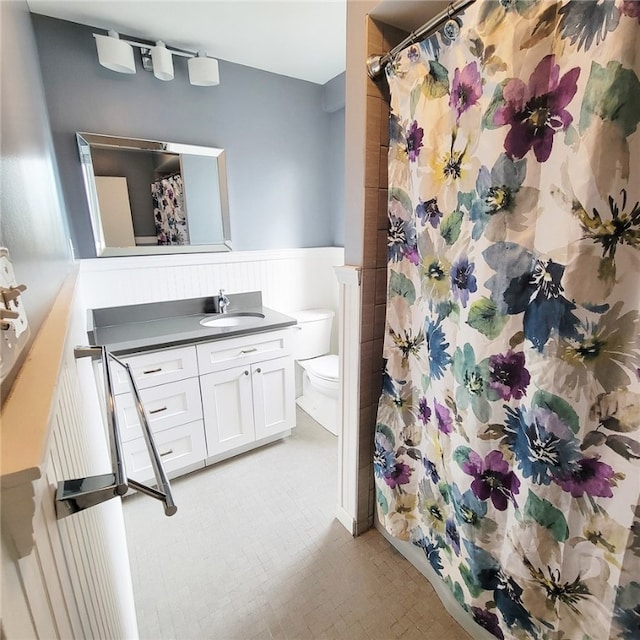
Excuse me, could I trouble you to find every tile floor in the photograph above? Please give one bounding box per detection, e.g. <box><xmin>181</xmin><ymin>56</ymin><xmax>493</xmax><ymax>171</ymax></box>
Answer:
<box><xmin>123</xmin><ymin>409</ymin><xmax>471</xmax><ymax>640</ymax></box>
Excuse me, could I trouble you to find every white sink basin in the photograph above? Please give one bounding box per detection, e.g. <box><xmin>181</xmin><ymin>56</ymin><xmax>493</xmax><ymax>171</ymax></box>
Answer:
<box><xmin>200</xmin><ymin>312</ymin><xmax>265</xmax><ymax>328</ymax></box>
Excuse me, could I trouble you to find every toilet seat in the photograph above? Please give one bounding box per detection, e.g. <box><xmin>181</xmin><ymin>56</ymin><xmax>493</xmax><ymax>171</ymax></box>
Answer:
<box><xmin>302</xmin><ymin>354</ymin><xmax>339</xmax><ymax>382</ymax></box>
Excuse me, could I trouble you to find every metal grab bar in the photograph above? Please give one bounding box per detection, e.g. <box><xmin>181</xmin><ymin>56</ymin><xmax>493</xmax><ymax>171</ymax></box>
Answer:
<box><xmin>56</xmin><ymin>346</ymin><xmax>177</xmax><ymax>519</ymax></box>
<box><xmin>110</xmin><ymin>354</ymin><xmax>176</xmax><ymax>516</ymax></box>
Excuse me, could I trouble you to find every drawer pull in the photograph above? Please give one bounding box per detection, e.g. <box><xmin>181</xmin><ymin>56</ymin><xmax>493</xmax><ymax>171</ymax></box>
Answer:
<box><xmin>143</xmin><ymin>367</ymin><xmax>163</xmax><ymax>375</ymax></box>
<box><xmin>240</xmin><ymin>348</ymin><xmax>257</xmax><ymax>355</ymax></box>
<box><xmin>159</xmin><ymin>449</ymin><xmax>174</xmax><ymax>457</ymax></box>
<box><xmin>149</xmin><ymin>406</ymin><xmax>168</xmax><ymax>415</ymax></box>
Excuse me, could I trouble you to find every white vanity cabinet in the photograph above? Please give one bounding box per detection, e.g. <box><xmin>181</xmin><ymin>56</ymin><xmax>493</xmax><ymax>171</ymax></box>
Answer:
<box><xmin>197</xmin><ymin>329</ymin><xmax>295</xmax><ymax>461</ymax></box>
<box><xmin>108</xmin><ymin>327</ymin><xmax>295</xmax><ymax>483</ymax></box>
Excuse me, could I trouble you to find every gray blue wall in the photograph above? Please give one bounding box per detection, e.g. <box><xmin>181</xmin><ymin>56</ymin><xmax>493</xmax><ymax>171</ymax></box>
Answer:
<box><xmin>0</xmin><ymin>1</ymin><xmax>73</xmax><ymax>400</ymax></box>
<box><xmin>31</xmin><ymin>14</ymin><xmax>345</xmax><ymax>258</ymax></box>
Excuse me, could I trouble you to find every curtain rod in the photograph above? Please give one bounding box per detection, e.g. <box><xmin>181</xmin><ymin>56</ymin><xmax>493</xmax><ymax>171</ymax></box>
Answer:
<box><xmin>366</xmin><ymin>0</ymin><xmax>477</xmax><ymax>80</ymax></box>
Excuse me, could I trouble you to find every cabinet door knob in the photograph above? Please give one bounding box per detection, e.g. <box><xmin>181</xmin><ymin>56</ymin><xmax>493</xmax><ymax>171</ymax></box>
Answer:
<box><xmin>244</xmin><ymin>370</ymin><xmax>249</xmax><ymax>376</ymax></box>
<box><xmin>255</xmin><ymin>367</ymin><xmax>262</xmax><ymax>374</ymax></box>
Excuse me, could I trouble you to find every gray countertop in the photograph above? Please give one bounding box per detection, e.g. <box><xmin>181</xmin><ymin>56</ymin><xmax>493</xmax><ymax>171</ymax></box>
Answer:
<box><xmin>88</xmin><ymin>292</ymin><xmax>297</xmax><ymax>355</ymax></box>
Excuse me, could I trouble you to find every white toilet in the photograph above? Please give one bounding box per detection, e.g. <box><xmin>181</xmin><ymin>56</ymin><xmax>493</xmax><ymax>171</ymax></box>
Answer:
<box><xmin>290</xmin><ymin>309</ymin><xmax>339</xmax><ymax>436</ymax></box>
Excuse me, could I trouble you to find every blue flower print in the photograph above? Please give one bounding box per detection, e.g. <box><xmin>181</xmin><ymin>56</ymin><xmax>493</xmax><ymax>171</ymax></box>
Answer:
<box><xmin>470</xmin><ymin>153</ymin><xmax>534</xmax><ymax>242</ymax></box>
<box><xmin>451</xmin><ymin>483</ymin><xmax>487</xmax><ymax>528</ymax></box>
<box><xmin>446</xmin><ymin>518</ymin><xmax>461</xmax><ymax>555</ymax></box>
<box><xmin>484</xmin><ymin>243</ymin><xmax>581</xmax><ymax>351</ymax></box>
<box><xmin>388</xmin><ymin>212</ymin><xmax>418</xmax><ymax>264</ymax></box>
<box><xmin>425</xmin><ymin>318</ymin><xmax>452</xmax><ymax>379</ymax></box>
<box><xmin>414</xmin><ymin>533</ymin><xmax>444</xmax><ymax>576</ymax></box>
<box><xmin>416</xmin><ymin>197</ymin><xmax>443</xmax><ymax>228</ymax></box>
<box><xmin>453</xmin><ymin>344</ymin><xmax>491</xmax><ymax>422</ymax></box>
<box><xmin>503</xmin><ymin>406</ymin><xmax>581</xmax><ymax>485</ymax></box>
<box><xmin>451</xmin><ymin>256</ymin><xmax>478</xmax><ymax>308</ymax></box>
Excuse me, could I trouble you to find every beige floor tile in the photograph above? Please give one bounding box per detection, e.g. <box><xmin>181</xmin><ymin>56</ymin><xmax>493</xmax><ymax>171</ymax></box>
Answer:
<box><xmin>124</xmin><ymin>408</ymin><xmax>471</xmax><ymax>640</ymax></box>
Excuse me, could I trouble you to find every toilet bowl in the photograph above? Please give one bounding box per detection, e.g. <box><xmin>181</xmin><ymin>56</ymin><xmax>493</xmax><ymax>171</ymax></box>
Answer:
<box><xmin>290</xmin><ymin>310</ymin><xmax>339</xmax><ymax>435</ymax></box>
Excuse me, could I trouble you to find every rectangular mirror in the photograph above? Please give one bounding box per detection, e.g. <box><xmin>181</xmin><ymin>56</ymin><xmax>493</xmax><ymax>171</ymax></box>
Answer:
<box><xmin>77</xmin><ymin>132</ymin><xmax>232</xmax><ymax>257</ymax></box>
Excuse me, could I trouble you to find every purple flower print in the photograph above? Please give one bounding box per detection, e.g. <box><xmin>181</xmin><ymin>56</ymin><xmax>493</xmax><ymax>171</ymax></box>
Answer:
<box><xmin>472</xmin><ymin>607</ymin><xmax>505</xmax><ymax>640</ymax></box>
<box><xmin>434</xmin><ymin>399</ymin><xmax>453</xmax><ymax>434</ymax></box>
<box><xmin>493</xmin><ymin>55</ymin><xmax>580</xmax><ymax>162</ymax></box>
<box><xmin>416</xmin><ymin>197</ymin><xmax>443</xmax><ymax>228</ymax></box>
<box><xmin>406</xmin><ymin>120</ymin><xmax>424</xmax><ymax>162</ymax></box>
<box><xmin>407</xmin><ymin>45</ymin><xmax>420</xmax><ymax>62</ymax></box>
<box><xmin>450</xmin><ymin>62</ymin><xmax>482</xmax><ymax>120</ymax></box>
<box><xmin>487</xmin><ymin>350</ymin><xmax>531</xmax><ymax>400</ymax></box>
<box><xmin>554</xmin><ymin>456</ymin><xmax>616</xmax><ymax>498</ymax></box>
<box><xmin>418</xmin><ymin>397</ymin><xmax>432</xmax><ymax>424</ymax></box>
<box><xmin>451</xmin><ymin>257</ymin><xmax>478</xmax><ymax>308</ymax></box>
<box><xmin>384</xmin><ymin>461</ymin><xmax>412</xmax><ymax>489</ymax></box>
<box><xmin>462</xmin><ymin>450</ymin><xmax>521</xmax><ymax>510</ymax></box>
<box><xmin>622</xmin><ymin>0</ymin><xmax>640</xmax><ymax>20</ymax></box>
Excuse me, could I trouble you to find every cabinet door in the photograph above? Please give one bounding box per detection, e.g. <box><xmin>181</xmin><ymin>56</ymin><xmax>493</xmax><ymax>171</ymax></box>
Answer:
<box><xmin>200</xmin><ymin>365</ymin><xmax>255</xmax><ymax>455</ymax></box>
<box><xmin>252</xmin><ymin>356</ymin><xmax>295</xmax><ymax>440</ymax></box>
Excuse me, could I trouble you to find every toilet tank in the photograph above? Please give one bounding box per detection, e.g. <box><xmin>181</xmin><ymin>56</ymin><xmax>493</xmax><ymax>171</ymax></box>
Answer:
<box><xmin>290</xmin><ymin>309</ymin><xmax>335</xmax><ymax>360</ymax></box>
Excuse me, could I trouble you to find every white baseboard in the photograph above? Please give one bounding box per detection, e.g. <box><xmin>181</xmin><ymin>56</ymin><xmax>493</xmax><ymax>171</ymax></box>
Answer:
<box><xmin>335</xmin><ymin>505</ymin><xmax>356</xmax><ymax>535</ymax></box>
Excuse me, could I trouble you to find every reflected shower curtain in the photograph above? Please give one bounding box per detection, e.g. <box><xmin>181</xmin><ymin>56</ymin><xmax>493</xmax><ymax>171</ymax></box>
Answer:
<box><xmin>151</xmin><ymin>174</ymin><xmax>190</xmax><ymax>245</ymax></box>
<box><xmin>374</xmin><ymin>1</ymin><xmax>640</xmax><ymax>638</ymax></box>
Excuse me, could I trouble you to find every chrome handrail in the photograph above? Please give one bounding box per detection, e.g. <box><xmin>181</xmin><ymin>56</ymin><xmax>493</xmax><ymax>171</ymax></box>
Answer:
<box><xmin>55</xmin><ymin>346</ymin><xmax>177</xmax><ymax>519</ymax></box>
<box><xmin>109</xmin><ymin>354</ymin><xmax>176</xmax><ymax>516</ymax></box>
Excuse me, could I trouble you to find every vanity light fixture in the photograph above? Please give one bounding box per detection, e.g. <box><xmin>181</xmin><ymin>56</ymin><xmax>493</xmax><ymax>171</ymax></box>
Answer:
<box><xmin>93</xmin><ymin>30</ymin><xmax>219</xmax><ymax>86</ymax></box>
<box><xmin>188</xmin><ymin>51</ymin><xmax>220</xmax><ymax>86</ymax></box>
<box><xmin>94</xmin><ymin>30</ymin><xmax>136</xmax><ymax>74</ymax></box>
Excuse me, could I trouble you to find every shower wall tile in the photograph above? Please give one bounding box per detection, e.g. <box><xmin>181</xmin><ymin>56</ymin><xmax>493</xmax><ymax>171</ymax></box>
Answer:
<box><xmin>376</xmin><ymin>229</ymin><xmax>388</xmax><ymax>268</ymax></box>
<box><xmin>380</xmin><ymin>99</ymin><xmax>390</xmax><ymax>145</ymax></box>
<box><xmin>378</xmin><ymin>189</ymin><xmax>388</xmax><ymax>230</ymax></box>
<box><xmin>360</xmin><ymin>268</ymin><xmax>376</xmax><ymax>343</ymax></box>
<box><xmin>362</xmin><ymin>218</ymin><xmax>379</xmax><ymax>270</ymax></box>
<box><xmin>365</xmin><ymin>144</ymin><xmax>381</xmax><ymax>188</ymax></box>
<box><xmin>374</xmin><ymin>303</ymin><xmax>387</xmax><ymax>340</ymax></box>
<box><xmin>365</xmin><ymin>187</ymin><xmax>379</xmax><ymax>228</ymax></box>
<box><xmin>373</xmin><ymin>338</ymin><xmax>385</xmax><ymax>373</ymax></box>
<box><xmin>378</xmin><ymin>148</ymin><xmax>388</xmax><ymax>189</ymax></box>
<box><xmin>375</xmin><ymin>267</ymin><xmax>387</xmax><ymax>305</ymax></box>
<box><xmin>366</xmin><ymin>95</ymin><xmax>382</xmax><ymax>144</ymax></box>
<box><xmin>367</xmin><ymin>17</ymin><xmax>384</xmax><ymax>57</ymax></box>
<box><xmin>359</xmin><ymin>340</ymin><xmax>374</xmax><ymax>407</ymax></box>
<box><xmin>383</xmin><ymin>23</ymin><xmax>408</xmax><ymax>50</ymax></box>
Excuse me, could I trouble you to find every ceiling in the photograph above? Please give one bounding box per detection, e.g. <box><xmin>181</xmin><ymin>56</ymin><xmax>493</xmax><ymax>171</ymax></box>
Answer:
<box><xmin>27</xmin><ymin>0</ymin><xmax>348</xmax><ymax>85</ymax></box>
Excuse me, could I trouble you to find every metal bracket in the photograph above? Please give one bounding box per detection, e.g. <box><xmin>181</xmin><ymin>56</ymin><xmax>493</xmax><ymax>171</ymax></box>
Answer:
<box><xmin>55</xmin><ymin>473</ymin><xmax>126</xmax><ymax>519</ymax></box>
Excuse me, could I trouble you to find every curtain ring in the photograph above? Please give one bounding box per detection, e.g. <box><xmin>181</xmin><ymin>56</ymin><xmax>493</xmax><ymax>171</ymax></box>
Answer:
<box><xmin>443</xmin><ymin>3</ymin><xmax>460</xmax><ymax>41</ymax></box>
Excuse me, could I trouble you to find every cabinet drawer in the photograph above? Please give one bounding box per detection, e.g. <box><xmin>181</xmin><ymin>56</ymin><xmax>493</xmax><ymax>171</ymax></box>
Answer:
<box><xmin>196</xmin><ymin>329</ymin><xmax>292</xmax><ymax>375</ymax></box>
<box><xmin>122</xmin><ymin>420</ymin><xmax>206</xmax><ymax>484</ymax></box>
<box><xmin>115</xmin><ymin>377</ymin><xmax>203</xmax><ymax>443</ymax></box>
<box><xmin>110</xmin><ymin>345</ymin><xmax>198</xmax><ymax>395</ymax></box>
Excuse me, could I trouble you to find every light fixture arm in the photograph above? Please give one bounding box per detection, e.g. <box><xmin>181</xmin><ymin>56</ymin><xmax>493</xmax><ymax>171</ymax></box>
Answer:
<box><xmin>93</xmin><ymin>33</ymin><xmax>198</xmax><ymax>59</ymax></box>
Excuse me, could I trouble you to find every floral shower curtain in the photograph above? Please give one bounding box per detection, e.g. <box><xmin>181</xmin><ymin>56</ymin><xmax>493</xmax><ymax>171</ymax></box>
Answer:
<box><xmin>374</xmin><ymin>1</ymin><xmax>640</xmax><ymax>639</ymax></box>
<box><xmin>151</xmin><ymin>174</ymin><xmax>190</xmax><ymax>245</ymax></box>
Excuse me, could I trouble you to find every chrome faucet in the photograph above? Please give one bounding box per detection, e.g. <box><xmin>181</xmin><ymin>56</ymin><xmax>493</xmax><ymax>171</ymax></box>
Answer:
<box><xmin>217</xmin><ymin>289</ymin><xmax>231</xmax><ymax>314</ymax></box>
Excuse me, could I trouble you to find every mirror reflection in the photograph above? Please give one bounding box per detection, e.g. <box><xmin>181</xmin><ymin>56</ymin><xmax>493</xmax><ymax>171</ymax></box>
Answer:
<box><xmin>77</xmin><ymin>132</ymin><xmax>232</xmax><ymax>256</ymax></box>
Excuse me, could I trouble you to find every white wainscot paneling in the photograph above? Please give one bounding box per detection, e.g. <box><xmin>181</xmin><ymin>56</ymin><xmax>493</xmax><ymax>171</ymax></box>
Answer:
<box><xmin>78</xmin><ymin>247</ymin><xmax>344</xmax><ymax>317</ymax></box>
